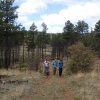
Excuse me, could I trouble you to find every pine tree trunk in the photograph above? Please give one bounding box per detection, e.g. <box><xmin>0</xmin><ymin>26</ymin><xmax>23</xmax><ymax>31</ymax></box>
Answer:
<box><xmin>12</xmin><ymin>48</ymin><xmax>15</xmax><ymax>65</ymax></box>
<box><xmin>42</xmin><ymin>46</ymin><xmax>43</xmax><ymax>58</ymax></box>
<box><xmin>0</xmin><ymin>49</ymin><xmax>1</xmax><ymax>68</ymax></box>
<box><xmin>5</xmin><ymin>36</ymin><xmax>9</xmax><ymax>70</ymax></box>
<box><xmin>23</xmin><ymin>43</ymin><xmax>25</xmax><ymax>63</ymax></box>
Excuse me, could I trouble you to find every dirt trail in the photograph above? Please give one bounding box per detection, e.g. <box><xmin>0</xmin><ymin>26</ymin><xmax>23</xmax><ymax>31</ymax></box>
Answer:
<box><xmin>59</xmin><ymin>77</ymin><xmax>74</xmax><ymax>100</ymax></box>
<box><xmin>50</xmin><ymin>62</ymin><xmax>74</xmax><ymax>99</ymax></box>
<box><xmin>22</xmin><ymin>63</ymin><xmax>74</xmax><ymax>100</ymax></box>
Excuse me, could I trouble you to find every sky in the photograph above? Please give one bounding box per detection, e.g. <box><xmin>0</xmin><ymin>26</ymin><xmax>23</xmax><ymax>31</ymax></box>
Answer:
<box><xmin>14</xmin><ymin>0</ymin><xmax>100</xmax><ymax>33</ymax></box>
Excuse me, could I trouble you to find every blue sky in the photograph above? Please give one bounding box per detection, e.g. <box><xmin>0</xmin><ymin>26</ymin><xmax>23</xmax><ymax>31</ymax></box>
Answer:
<box><xmin>14</xmin><ymin>0</ymin><xmax>100</xmax><ymax>33</ymax></box>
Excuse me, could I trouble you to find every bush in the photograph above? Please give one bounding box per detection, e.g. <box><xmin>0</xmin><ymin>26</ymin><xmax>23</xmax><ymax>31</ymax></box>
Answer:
<box><xmin>19</xmin><ymin>63</ymin><xmax>27</xmax><ymax>70</ymax></box>
<box><xmin>68</xmin><ymin>42</ymin><xmax>95</xmax><ymax>73</ymax></box>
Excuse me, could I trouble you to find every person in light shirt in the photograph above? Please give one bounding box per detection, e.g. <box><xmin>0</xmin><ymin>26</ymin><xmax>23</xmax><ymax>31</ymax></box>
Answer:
<box><xmin>43</xmin><ymin>59</ymin><xmax>50</xmax><ymax>77</ymax></box>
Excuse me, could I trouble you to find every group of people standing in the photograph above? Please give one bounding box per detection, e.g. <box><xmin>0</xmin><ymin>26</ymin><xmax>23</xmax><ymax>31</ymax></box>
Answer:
<box><xmin>43</xmin><ymin>58</ymin><xmax>63</xmax><ymax>78</ymax></box>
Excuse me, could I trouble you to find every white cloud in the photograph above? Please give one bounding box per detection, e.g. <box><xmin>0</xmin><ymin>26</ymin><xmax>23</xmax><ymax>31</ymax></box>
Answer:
<box><xmin>60</xmin><ymin>2</ymin><xmax>100</xmax><ymax>21</ymax></box>
<box><xmin>48</xmin><ymin>25</ymin><xmax>63</xmax><ymax>33</ymax></box>
<box><xmin>15</xmin><ymin>0</ymin><xmax>100</xmax><ymax>33</ymax></box>
<box><xmin>35</xmin><ymin>2</ymin><xmax>100</xmax><ymax>33</ymax></box>
<box><xmin>17</xmin><ymin>16</ymin><xmax>28</xmax><ymax>23</ymax></box>
<box><xmin>41</xmin><ymin>14</ymin><xmax>65</xmax><ymax>25</ymax></box>
<box><xmin>16</xmin><ymin>0</ymin><xmax>47</xmax><ymax>30</ymax></box>
<box><xmin>52</xmin><ymin>0</ymin><xmax>69</xmax><ymax>2</ymax></box>
<box><xmin>17</xmin><ymin>0</ymin><xmax>47</xmax><ymax>15</ymax></box>
<box><xmin>16</xmin><ymin>16</ymin><xmax>33</xmax><ymax>29</ymax></box>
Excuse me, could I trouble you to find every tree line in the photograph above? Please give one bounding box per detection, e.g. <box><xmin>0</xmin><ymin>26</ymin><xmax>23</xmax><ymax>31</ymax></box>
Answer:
<box><xmin>0</xmin><ymin>0</ymin><xmax>100</xmax><ymax>70</ymax></box>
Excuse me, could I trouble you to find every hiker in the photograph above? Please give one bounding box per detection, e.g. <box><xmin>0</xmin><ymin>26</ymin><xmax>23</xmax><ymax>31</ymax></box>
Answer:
<box><xmin>52</xmin><ymin>58</ymin><xmax>57</xmax><ymax>75</ymax></box>
<box><xmin>58</xmin><ymin>59</ymin><xmax>63</xmax><ymax>77</ymax></box>
<box><xmin>43</xmin><ymin>59</ymin><xmax>50</xmax><ymax>77</ymax></box>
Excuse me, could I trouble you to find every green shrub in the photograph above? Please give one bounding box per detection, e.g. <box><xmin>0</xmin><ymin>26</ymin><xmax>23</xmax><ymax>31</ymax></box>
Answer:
<box><xmin>74</xmin><ymin>96</ymin><xmax>81</xmax><ymax>100</ymax></box>
<box><xmin>19</xmin><ymin>63</ymin><xmax>27</xmax><ymax>70</ymax></box>
<box><xmin>68</xmin><ymin>42</ymin><xmax>95</xmax><ymax>73</ymax></box>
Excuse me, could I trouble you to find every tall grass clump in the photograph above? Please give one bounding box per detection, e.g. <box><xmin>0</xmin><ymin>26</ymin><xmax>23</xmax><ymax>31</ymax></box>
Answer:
<box><xmin>68</xmin><ymin>42</ymin><xmax>96</xmax><ymax>73</ymax></box>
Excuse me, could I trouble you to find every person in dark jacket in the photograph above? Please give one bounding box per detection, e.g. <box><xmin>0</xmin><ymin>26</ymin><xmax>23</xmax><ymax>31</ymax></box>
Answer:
<box><xmin>58</xmin><ymin>59</ymin><xmax>63</xmax><ymax>77</ymax></box>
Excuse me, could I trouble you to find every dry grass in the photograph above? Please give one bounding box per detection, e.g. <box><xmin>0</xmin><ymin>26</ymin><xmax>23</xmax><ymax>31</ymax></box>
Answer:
<box><xmin>64</xmin><ymin>59</ymin><xmax>100</xmax><ymax>100</ymax></box>
<box><xmin>0</xmin><ymin>59</ymin><xmax>100</xmax><ymax>100</ymax></box>
<box><xmin>0</xmin><ymin>69</ymin><xmax>39</xmax><ymax>100</ymax></box>
<box><xmin>0</xmin><ymin>67</ymin><xmax>74</xmax><ymax>100</ymax></box>
<box><xmin>0</xmin><ymin>69</ymin><xmax>21</xmax><ymax>76</ymax></box>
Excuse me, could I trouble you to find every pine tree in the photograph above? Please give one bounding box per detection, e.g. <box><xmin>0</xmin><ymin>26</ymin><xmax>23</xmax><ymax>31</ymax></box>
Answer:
<box><xmin>0</xmin><ymin>0</ymin><xmax>18</xmax><ymax>69</ymax></box>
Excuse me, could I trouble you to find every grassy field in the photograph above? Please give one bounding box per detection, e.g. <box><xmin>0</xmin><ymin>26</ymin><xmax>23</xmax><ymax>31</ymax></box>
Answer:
<box><xmin>63</xmin><ymin>58</ymin><xmax>100</xmax><ymax>100</ymax></box>
<box><xmin>0</xmin><ymin>69</ymin><xmax>73</xmax><ymax>100</ymax></box>
<box><xmin>0</xmin><ymin>59</ymin><xmax>100</xmax><ymax>100</ymax></box>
